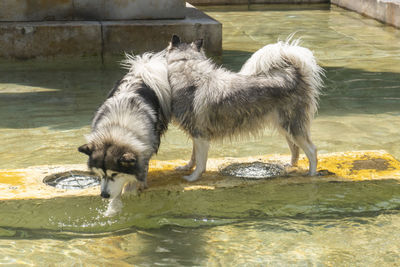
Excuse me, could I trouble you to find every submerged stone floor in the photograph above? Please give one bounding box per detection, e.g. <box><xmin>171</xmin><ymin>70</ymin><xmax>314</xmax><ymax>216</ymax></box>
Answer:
<box><xmin>1</xmin><ymin>151</ymin><xmax>399</xmax><ymax>201</ymax></box>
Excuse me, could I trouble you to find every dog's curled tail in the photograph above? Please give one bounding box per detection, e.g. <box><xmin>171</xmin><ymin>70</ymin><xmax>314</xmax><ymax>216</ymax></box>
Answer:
<box><xmin>239</xmin><ymin>39</ymin><xmax>324</xmax><ymax>115</ymax></box>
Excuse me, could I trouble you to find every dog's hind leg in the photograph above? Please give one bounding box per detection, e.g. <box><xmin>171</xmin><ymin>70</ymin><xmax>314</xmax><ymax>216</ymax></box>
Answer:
<box><xmin>292</xmin><ymin>134</ymin><xmax>317</xmax><ymax>176</ymax></box>
<box><xmin>183</xmin><ymin>138</ymin><xmax>209</xmax><ymax>182</ymax></box>
<box><xmin>277</xmin><ymin>109</ymin><xmax>317</xmax><ymax>175</ymax></box>
<box><xmin>285</xmin><ymin>136</ymin><xmax>300</xmax><ymax>166</ymax></box>
<box><xmin>175</xmin><ymin>141</ymin><xmax>196</xmax><ymax>171</ymax></box>
<box><xmin>277</xmin><ymin>124</ymin><xmax>300</xmax><ymax>167</ymax></box>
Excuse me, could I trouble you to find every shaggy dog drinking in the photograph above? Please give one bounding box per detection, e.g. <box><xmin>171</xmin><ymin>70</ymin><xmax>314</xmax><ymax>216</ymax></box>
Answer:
<box><xmin>78</xmin><ymin>35</ymin><xmax>323</xmax><ymax>209</ymax></box>
<box><xmin>78</xmin><ymin>51</ymin><xmax>171</xmax><ymax>204</ymax></box>
<box><xmin>166</xmin><ymin>35</ymin><xmax>323</xmax><ymax>182</ymax></box>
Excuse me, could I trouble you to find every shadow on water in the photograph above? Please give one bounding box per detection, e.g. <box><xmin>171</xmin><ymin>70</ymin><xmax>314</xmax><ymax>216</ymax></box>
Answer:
<box><xmin>0</xmin><ymin>67</ymin><xmax>124</xmax><ymax>130</ymax></box>
<box><xmin>1</xmin><ymin>49</ymin><xmax>399</xmax><ymax>130</ymax></box>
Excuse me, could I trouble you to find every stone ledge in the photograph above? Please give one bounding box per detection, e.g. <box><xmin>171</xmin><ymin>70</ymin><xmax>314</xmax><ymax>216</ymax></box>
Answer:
<box><xmin>332</xmin><ymin>0</ymin><xmax>400</xmax><ymax>28</ymax></box>
<box><xmin>102</xmin><ymin>4</ymin><xmax>222</xmax><ymax>59</ymax></box>
<box><xmin>0</xmin><ymin>21</ymin><xmax>102</xmax><ymax>60</ymax></box>
<box><xmin>1</xmin><ymin>150</ymin><xmax>399</xmax><ymax>201</ymax></box>
<box><xmin>188</xmin><ymin>0</ymin><xmax>328</xmax><ymax>5</ymax></box>
<box><xmin>0</xmin><ymin>0</ymin><xmax>186</xmax><ymax>21</ymax></box>
<box><xmin>0</xmin><ymin>4</ymin><xmax>222</xmax><ymax>61</ymax></box>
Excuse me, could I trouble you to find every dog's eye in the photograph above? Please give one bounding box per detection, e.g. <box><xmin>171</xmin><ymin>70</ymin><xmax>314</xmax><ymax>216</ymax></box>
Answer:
<box><xmin>119</xmin><ymin>152</ymin><xmax>136</xmax><ymax>167</ymax></box>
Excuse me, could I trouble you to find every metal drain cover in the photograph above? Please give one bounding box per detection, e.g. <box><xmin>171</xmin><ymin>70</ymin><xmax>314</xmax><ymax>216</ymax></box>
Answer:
<box><xmin>220</xmin><ymin>162</ymin><xmax>285</xmax><ymax>179</ymax></box>
<box><xmin>43</xmin><ymin>171</ymin><xmax>100</xmax><ymax>190</ymax></box>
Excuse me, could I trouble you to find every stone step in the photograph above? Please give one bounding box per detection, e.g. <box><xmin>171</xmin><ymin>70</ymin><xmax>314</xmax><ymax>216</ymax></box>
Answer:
<box><xmin>0</xmin><ymin>4</ymin><xmax>222</xmax><ymax>61</ymax></box>
<box><xmin>1</xmin><ymin>150</ymin><xmax>399</xmax><ymax>201</ymax></box>
<box><xmin>1</xmin><ymin>150</ymin><xmax>400</xmax><ymax>230</ymax></box>
<box><xmin>0</xmin><ymin>0</ymin><xmax>186</xmax><ymax>21</ymax></box>
<box><xmin>188</xmin><ymin>0</ymin><xmax>328</xmax><ymax>4</ymax></box>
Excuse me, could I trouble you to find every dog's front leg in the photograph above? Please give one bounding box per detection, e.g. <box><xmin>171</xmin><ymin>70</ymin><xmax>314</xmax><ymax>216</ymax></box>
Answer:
<box><xmin>137</xmin><ymin>160</ymin><xmax>149</xmax><ymax>189</ymax></box>
<box><xmin>183</xmin><ymin>138</ymin><xmax>209</xmax><ymax>182</ymax></box>
<box><xmin>175</xmin><ymin>141</ymin><xmax>196</xmax><ymax>171</ymax></box>
<box><xmin>123</xmin><ymin>160</ymin><xmax>149</xmax><ymax>195</ymax></box>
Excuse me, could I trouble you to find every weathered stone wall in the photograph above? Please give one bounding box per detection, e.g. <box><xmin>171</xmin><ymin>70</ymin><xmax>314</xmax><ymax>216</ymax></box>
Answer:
<box><xmin>0</xmin><ymin>3</ymin><xmax>222</xmax><ymax>61</ymax></box>
<box><xmin>188</xmin><ymin>0</ymin><xmax>329</xmax><ymax>5</ymax></box>
<box><xmin>0</xmin><ymin>0</ymin><xmax>186</xmax><ymax>21</ymax></box>
<box><xmin>331</xmin><ymin>0</ymin><xmax>400</xmax><ymax>28</ymax></box>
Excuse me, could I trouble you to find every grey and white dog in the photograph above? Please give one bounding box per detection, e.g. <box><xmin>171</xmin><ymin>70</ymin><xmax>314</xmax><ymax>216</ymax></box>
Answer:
<box><xmin>78</xmin><ymin>34</ymin><xmax>323</xmax><ymax>205</ymax></box>
<box><xmin>78</xmin><ymin>51</ymin><xmax>171</xmax><ymax>201</ymax></box>
<box><xmin>166</xmin><ymin>35</ymin><xmax>323</xmax><ymax>182</ymax></box>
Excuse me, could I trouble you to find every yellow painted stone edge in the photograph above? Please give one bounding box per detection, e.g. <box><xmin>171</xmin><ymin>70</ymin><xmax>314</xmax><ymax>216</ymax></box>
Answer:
<box><xmin>0</xmin><ymin>150</ymin><xmax>399</xmax><ymax>201</ymax></box>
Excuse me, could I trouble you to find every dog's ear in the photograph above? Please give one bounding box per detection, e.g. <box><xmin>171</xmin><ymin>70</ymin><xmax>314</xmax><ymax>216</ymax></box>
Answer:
<box><xmin>119</xmin><ymin>152</ymin><xmax>137</xmax><ymax>167</ymax></box>
<box><xmin>193</xmin><ymin>39</ymin><xmax>203</xmax><ymax>51</ymax></box>
<box><xmin>171</xmin><ymin>35</ymin><xmax>181</xmax><ymax>47</ymax></box>
<box><xmin>78</xmin><ymin>144</ymin><xmax>94</xmax><ymax>156</ymax></box>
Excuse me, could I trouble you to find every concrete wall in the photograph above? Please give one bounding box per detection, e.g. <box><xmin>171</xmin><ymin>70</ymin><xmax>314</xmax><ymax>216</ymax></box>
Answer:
<box><xmin>102</xmin><ymin>5</ymin><xmax>222</xmax><ymax>59</ymax></box>
<box><xmin>188</xmin><ymin>0</ymin><xmax>328</xmax><ymax>5</ymax></box>
<box><xmin>0</xmin><ymin>0</ymin><xmax>186</xmax><ymax>21</ymax></box>
<box><xmin>0</xmin><ymin>21</ymin><xmax>101</xmax><ymax>60</ymax></box>
<box><xmin>0</xmin><ymin>4</ymin><xmax>222</xmax><ymax>61</ymax></box>
<box><xmin>331</xmin><ymin>0</ymin><xmax>400</xmax><ymax>28</ymax></box>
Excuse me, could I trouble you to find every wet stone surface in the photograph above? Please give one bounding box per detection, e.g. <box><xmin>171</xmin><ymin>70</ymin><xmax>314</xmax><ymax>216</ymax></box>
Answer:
<box><xmin>352</xmin><ymin>158</ymin><xmax>391</xmax><ymax>171</ymax></box>
<box><xmin>43</xmin><ymin>171</ymin><xmax>100</xmax><ymax>190</ymax></box>
<box><xmin>220</xmin><ymin>162</ymin><xmax>285</xmax><ymax>179</ymax></box>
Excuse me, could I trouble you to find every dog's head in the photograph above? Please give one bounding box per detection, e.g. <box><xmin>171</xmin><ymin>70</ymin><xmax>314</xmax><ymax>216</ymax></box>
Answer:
<box><xmin>78</xmin><ymin>143</ymin><xmax>146</xmax><ymax>199</ymax></box>
<box><xmin>166</xmin><ymin>35</ymin><xmax>206</xmax><ymax>62</ymax></box>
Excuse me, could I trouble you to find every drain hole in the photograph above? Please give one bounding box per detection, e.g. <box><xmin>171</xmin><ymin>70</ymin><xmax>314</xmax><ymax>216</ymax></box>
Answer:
<box><xmin>43</xmin><ymin>170</ymin><xmax>100</xmax><ymax>190</ymax></box>
<box><xmin>220</xmin><ymin>162</ymin><xmax>285</xmax><ymax>179</ymax></box>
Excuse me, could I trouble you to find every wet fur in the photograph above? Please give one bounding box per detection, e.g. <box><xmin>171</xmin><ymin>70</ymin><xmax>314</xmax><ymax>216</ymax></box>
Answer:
<box><xmin>166</xmin><ymin>35</ymin><xmax>323</xmax><ymax>181</ymax></box>
<box><xmin>79</xmin><ymin>35</ymin><xmax>323</xmax><ymax>197</ymax></box>
<box><xmin>78</xmin><ymin>51</ymin><xmax>171</xmax><ymax>199</ymax></box>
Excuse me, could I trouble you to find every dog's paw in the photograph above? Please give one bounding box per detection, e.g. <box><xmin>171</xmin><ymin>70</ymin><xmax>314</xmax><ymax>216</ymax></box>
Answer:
<box><xmin>308</xmin><ymin>170</ymin><xmax>318</xmax><ymax>176</ymax></box>
<box><xmin>122</xmin><ymin>181</ymin><xmax>147</xmax><ymax>196</ymax></box>
<box><xmin>137</xmin><ymin>180</ymin><xmax>148</xmax><ymax>191</ymax></box>
<box><xmin>175</xmin><ymin>164</ymin><xmax>194</xmax><ymax>171</ymax></box>
<box><xmin>183</xmin><ymin>174</ymin><xmax>200</xmax><ymax>182</ymax></box>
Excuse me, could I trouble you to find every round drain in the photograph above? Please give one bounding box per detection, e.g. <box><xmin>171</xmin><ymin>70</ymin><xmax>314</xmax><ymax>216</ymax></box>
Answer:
<box><xmin>220</xmin><ymin>162</ymin><xmax>285</xmax><ymax>179</ymax></box>
<box><xmin>43</xmin><ymin>170</ymin><xmax>100</xmax><ymax>190</ymax></box>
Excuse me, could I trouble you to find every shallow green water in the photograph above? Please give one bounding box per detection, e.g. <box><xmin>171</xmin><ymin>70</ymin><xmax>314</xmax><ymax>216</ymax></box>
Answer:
<box><xmin>1</xmin><ymin>4</ymin><xmax>400</xmax><ymax>266</ymax></box>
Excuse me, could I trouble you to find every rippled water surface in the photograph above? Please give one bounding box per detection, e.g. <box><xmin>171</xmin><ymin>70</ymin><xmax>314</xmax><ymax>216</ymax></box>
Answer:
<box><xmin>2</xmin><ymin>215</ymin><xmax>399</xmax><ymax>265</ymax></box>
<box><xmin>1</xmin><ymin>4</ymin><xmax>400</xmax><ymax>266</ymax></box>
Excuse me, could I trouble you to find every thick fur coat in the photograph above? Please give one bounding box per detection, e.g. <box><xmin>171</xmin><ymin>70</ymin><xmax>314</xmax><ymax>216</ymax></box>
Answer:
<box><xmin>79</xmin><ymin>35</ymin><xmax>323</xmax><ymax>205</ymax></box>
<box><xmin>166</xmin><ymin>35</ymin><xmax>323</xmax><ymax>181</ymax></box>
<box><xmin>78</xmin><ymin>51</ymin><xmax>171</xmax><ymax>200</ymax></box>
